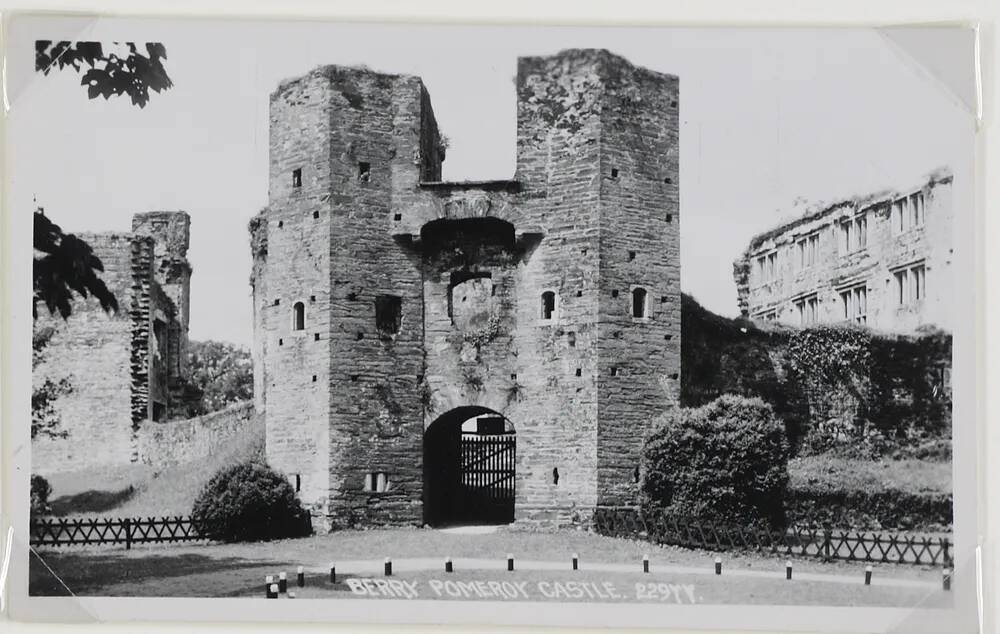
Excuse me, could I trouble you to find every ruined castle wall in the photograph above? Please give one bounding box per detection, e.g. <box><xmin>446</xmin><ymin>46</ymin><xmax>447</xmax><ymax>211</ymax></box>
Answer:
<box><xmin>262</xmin><ymin>71</ymin><xmax>334</xmax><ymax>517</ymax></box>
<box><xmin>249</xmin><ymin>211</ymin><xmax>268</xmax><ymax>414</ymax></box>
<box><xmin>595</xmin><ymin>57</ymin><xmax>681</xmax><ymax>507</ymax></box>
<box><xmin>257</xmin><ymin>51</ymin><xmax>684</xmax><ymax>527</ymax></box>
<box><xmin>323</xmin><ymin>71</ymin><xmax>427</xmax><ymax>527</ymax></box>
<box><xmin>32</xmin><ymin>233</ymin><xmax>139</xmax><ymax>474</ymax></box>
<box><xmin>735</xmin><ymin>174</ymin><xmax>953</xmax><ymax>335</ymax></box>
<box><xmin>133</xmin><ymin>212</ymin><xmax>192</xmax><ymax>381</ymax></box>
<box><xmin>508</xmin><ymin>52</ymin><xmax>607</xmax><ymax>521</ymax></box>
<box><xmin>136</xmin><ymin>401</ymin><xmax>261</xmax><ymax>467</ymax></box>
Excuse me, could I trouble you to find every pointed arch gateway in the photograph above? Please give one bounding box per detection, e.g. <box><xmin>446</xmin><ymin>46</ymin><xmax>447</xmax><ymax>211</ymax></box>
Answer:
<box><xmin>423</xmin><ymin>406</ymin><xmax>516</xmax><ymax>527</ymax></box>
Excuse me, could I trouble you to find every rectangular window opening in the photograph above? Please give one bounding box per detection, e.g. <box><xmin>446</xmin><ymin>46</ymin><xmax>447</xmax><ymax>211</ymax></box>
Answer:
<box><xmin>364</xmin><ymin>472</ymin><xmax>389</xmax><ymax>493</ymax></box>
<box><xmin>292</xmin><ymin>168</ymin><xmax>302</xmax><ymax>188</ymax></box>
<box><xmin>358</xmin><ymin>161</ymin><xmax>371</xmax><ymax>182</ymax></box>
<box><xmin>375</xmin><ymin>294</ymin><xmax>402</xmax><ymax>336</ymax></box>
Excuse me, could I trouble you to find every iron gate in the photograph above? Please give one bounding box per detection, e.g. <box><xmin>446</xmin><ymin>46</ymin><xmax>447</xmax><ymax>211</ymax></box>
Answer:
<box><xmin>458</xmin><ymin>432</ymin><xmax>515</xmax><ymax>524</ymax></box>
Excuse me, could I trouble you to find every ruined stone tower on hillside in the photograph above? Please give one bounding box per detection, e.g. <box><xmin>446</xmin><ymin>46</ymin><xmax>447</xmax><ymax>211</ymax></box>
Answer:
<box><xmin>33</xmin><ymin>211</ymin><xmax>197</xmax><ymax>473</ymax></box>
<box><xmin>250</xmin><ymin>49</ymin><xmax>681</xmax><ymax>530</ymax></box>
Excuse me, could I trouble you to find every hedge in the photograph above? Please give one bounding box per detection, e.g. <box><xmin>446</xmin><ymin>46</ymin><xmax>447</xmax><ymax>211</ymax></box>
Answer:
<box><xmin>786</xmin><ymin>488</ymin><xmax>953</xmax><ymax>532</ymax></box>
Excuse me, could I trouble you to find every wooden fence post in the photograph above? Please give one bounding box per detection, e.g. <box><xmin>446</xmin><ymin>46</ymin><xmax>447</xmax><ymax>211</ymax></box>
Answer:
<box><xmin>124</xmin><ymin>518</ymin><xmax>132</xmax><ymax>550</ymax></box>
<box><xmin>822</xmin><ymin>528</ymin><xmax>832</xmax><ymax>562</ymax></box>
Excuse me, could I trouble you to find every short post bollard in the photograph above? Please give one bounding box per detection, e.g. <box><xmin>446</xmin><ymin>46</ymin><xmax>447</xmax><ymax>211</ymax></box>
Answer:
<box><xmin>278</xmin><ymin>572</ymin><xmax>288</xmax><ymax>594</ymax></box>
<box><xmin>714</xmin><ymin>557</ymin><xmax>722</xmax><ymax>576</ymax></box>
<box><xmin>297</xmin><ymin>565</ymin><xmax>305</xmax><ymax>587</ymax></box>
<box><xmin>445</xmin><ymin>558</ymin><xmax>453</xmax><ymax>573</ymax></box>
<box><xmin>943</xmin><ymin>568</ymin><xmax>952</xmax><ymax>591</ymax></box>
<box><xmin>267</xmin><ymin>583</ymin><xmax>279</xmax><ymax>599</ymax></box>
<box><xmin>329</xmin><ymin>564</ymin><xmax>337</xmax><ymax>584</ymax></box>
<box><xmin>572</xmin><ymin>553</ymin><xmax>579</xmax><ymax>571</ymax></box>
<box><xmin>384</xmin><ymin>557</ymin><xmax>393</xmax><ymax>576</ymax></box>
<box><xmin>507</xmin><ymin>554</ymin><xmax>515</xmax><ymax>572</ymax></box>
<box><xmin>265</xmin><ymin>575</ymin><xmax>274</xmax><ymax>597</ymax></box>
<box><xmin>642</xmin><ymin>555</ymin><xmax>650</xmax><ymax>574</ymax></box>
<box><xmin>864</xmin><ymin>566</ymin><xmax>873</xmax><ymax>586</ymax></box>
<box><xmin>785</xmin><ymin>561</ymin><xmax>793</xmax><ymax>580</ymax></box>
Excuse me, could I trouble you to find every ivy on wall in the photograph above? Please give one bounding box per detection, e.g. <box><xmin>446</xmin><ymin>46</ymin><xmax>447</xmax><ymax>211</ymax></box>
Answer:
<box><xmin>681</xmin><ymin>294</ymin><xmax>951</xmax><ymax>456</ymax></box>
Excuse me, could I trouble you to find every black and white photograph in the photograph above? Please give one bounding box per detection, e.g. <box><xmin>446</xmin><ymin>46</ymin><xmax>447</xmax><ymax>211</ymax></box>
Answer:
<box><xmin>1</xmin><ymin>12</ymin><xmax>984</xmax><ymax>633</ymax></box>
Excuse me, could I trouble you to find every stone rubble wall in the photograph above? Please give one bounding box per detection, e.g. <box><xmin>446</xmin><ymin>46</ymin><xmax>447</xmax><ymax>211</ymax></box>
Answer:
<box><xmin>135</xmin><ymin>401</ymin><xmax>262</xmax><ymax>468</ymax></box>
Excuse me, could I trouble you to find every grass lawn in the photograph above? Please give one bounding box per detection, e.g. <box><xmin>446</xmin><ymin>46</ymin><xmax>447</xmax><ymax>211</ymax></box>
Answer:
<box><xmin>30</xmin><ymin>526</ymin><xmax>948</xmax><ymax>607</ymax></box>
<box><xmin>788</xmin><ymin>455</ymin><xmax>951</xmax><ymax>495</ymax></box>
<box><xmin>42</xmin><ymin>429</ymin><xmax>262</xmax><ymax>518</ymax></box>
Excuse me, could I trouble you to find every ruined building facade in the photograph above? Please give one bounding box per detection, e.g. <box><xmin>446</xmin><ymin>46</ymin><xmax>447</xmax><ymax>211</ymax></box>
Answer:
<box><xmin>250</xmin><ymin>49</ymin><xmax>681</xmax><ymax>529</ymax></box>
<box><xmin>32</xmin><ymin>211</ymin><xmax>196</xmax><ymax>473</ymax></box>
<box><xmin>734</xmin><ymin>170</ymin><xmax>953</xmax><ymax>334</ymax></box>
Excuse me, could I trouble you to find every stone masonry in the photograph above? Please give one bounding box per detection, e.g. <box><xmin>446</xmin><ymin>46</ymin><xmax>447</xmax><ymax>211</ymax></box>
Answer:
<box><xmin>32</xmin><ymin>211</ymin><xmax>195</xmax><ymax>474</ymax></box>
<box><xmin>250</xmin><ymin>49</ymin><xmax>681</xmax><ymax>530</ymax></box>
<box><xmin>734</xmin><ymin>170</ymin><xmax>953</xmax><ymax>334</ymax></box>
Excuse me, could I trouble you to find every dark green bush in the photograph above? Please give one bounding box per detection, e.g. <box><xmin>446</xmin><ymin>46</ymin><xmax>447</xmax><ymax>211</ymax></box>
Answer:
<box><xmin>191</xmin><ymin>461</ymin><xmax>311</xmax><ymax>542</ymax></box>
<box><xmin>30</xmin><ymin>474</ymin><xmax>52</xmax><ymax>516</ymax></box>
<box><xmin>642</xmin><ymin>394</ymin><xmax>790</xmax><ymax>530</ymax></box>
<box><xmin>786</xmin><ymin>488</ymin><xmax>952</xmax><ymax>531</ymax></box>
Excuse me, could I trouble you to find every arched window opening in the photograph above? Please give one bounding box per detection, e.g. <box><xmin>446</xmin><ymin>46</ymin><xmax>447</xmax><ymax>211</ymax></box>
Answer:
<box><xmin>541</xmin><ymin>291</ymin><xmax>556</xmax><ymax>320</ymax></box>
<box><xmin>631</xmin><ymin>287</ymin><xmax>648</xmax><ymax>319</ymax></box>
<box><xmin>292</xmin><ymin>301</ymin><xmax>306</xmax><ymax>331</ymax></box>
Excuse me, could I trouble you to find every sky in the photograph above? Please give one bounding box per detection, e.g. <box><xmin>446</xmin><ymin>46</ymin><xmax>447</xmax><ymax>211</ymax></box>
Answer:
<box><xmin>8</xmin><ymin>19</ymin><xmax>975</xmax><ymax>346</ymax></box>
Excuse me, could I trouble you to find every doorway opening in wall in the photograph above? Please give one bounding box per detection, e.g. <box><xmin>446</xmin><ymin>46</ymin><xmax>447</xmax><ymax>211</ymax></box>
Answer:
<box><xmin>423</xmin><ymin>406</ymin><xmax>516</xmax><ymax>527</ymax></box>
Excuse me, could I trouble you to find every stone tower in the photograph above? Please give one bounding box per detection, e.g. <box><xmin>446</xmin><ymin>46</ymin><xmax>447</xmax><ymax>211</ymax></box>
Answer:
<box><xmin>33</xmin><ymin>210</ymin><xmax>195</xmax><ymax>473</ymax></box>
<box><xmin>251</xmin><ymin>49</ymin><xmax>680</xmax><ymax>530</ymax></box>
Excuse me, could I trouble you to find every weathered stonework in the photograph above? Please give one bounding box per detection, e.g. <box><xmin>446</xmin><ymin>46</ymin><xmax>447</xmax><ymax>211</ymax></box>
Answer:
<box><xmin>136</xmin><ymin>401</ymin><xmax>262</xmax><ymax>468</ymax></box>
<box><xmin>32</xmin><ymin>211</ymin><xmax>195</xmax><ymax>474</ymax></box>
<box><xmin>252</xmin><ymin>49</ymin><xmax>681</xmax><ymax>530</ymax></box>
<box><xmin>734</xmin><ymin>171</ymin><xmax>953</xmax><ymax>334</ymax></box>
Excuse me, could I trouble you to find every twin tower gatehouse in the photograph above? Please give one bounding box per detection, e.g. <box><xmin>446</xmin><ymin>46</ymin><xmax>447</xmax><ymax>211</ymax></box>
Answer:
<box><xmin>249</xmin><ymin>49</ymin><xmax>681</xmax><ymax>531</ymax></box>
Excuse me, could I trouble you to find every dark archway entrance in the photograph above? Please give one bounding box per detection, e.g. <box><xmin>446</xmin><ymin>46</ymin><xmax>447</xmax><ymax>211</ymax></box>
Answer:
<box><xmin>424</xmin><ymin>407</ymin><xmax>516</xmax><ymax>527</ymax></box>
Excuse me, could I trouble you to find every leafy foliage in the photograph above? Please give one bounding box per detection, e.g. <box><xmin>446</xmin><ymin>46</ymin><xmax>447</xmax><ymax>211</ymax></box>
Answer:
<box><xmin>31</xmin><ymin>326</ymin><xmax>72</xmax><ymax>440</ymax></box>
<box><xmin>35</xmin><ymin>40</ymin><xmax>173</xmax><ymax>108</ymax></box>
<box><xmin>642</xmin><ymin>394</ymin><xmax>790</xmax><ymax>530</ymax></box>
<box><xmin>681</xmin><ymin>293</ymin><xmax>810</xmax><ymax>447</ymax></box>
<box><xmin>787</xmin><ymin>487</ymin><xmax>952</xmax><ymax>531</ymax></box>
<box><xmin>178</xmin><ymin>340</ymin><xmax>254</xmax><ymax>416</ymax></box>
<box><xmin>33</xmin><ymin>210</ymin><xmax>118</xmax><ymax>320</ymax></box>
<box><xmin>681</xmin><ymin>294</ymin><xmax>951</xmax><ymax>456</ymax></box>
<box><xmin>30</xmin><ymin>475</ymin><xmax>53</xmax><ymax>516</ymax></box>
<box><xmin>191</xmin><ymin>461</ymin><xmax>311</xmax><ymax>542</ymax></box>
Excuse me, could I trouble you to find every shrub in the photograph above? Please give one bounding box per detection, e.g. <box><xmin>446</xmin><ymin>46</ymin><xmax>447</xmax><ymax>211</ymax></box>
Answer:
<box><xmin>642</xmin><ymin>394</ymin><xmax>790</xmax><ymax>530</ymax></box>
<box><xmin>30</xmin><ymin>475</ymin><xmax>52</xmax><ymax>516</ymax></box>
<box><xmin>786</xmin><ymin>488</ymin><xmax>952</xmax><ymax>531</ymax></box>
<box><xmin>191</xmin><ymin>461</ymin><xmax>311</xmax><ymax>542</ymax></box>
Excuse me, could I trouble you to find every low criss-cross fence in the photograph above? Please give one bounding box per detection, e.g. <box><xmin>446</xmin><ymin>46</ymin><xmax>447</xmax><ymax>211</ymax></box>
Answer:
<box><xmin>593</xmin><ymin>507</ymin><xmax>952</xmax><ymax>567</ymax></box>
<box><xmin>30</xmin><ymin>516</ymin><xmax>209</xmax><ymax>548</ymax></box>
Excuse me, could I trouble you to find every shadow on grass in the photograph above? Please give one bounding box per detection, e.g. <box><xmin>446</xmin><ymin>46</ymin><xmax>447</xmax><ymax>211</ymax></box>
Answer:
<box><xmin>29</xmin><ymin>549</ymin><xmax>281</xmax><ymax>597</ymax></box>
<box><xmin>49</xmin><ymin>487</ymin><xmax>137</xmax><ymax>516</ymax></box>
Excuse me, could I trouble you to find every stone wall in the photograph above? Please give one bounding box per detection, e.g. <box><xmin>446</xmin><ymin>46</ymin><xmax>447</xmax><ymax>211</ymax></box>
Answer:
<box><xmin>33</xmin><ymin>233</ymin><xmax>137</xmax><ymax>475</ymax></box>
<box><xmin>259</xmin><ymin>69</ymin><xmax>334</xmax><ymax>519</ymax></box>
<box><xmin>594</xmin><ymin>52</ymin><xmax>680</xmax><ymax>506</ymax></box>
<box><xmin>255</xmin><ymin>49</ymin><xmax>682</xmax><ymax>529</ymax></box>
<box><xmin>734</xmin><ymin>172</ymin><xmax>953</xmax><ymax>334</ymax></box>
<box><xmin>32</xmin><ymin>212</ymin><xmax>193</xmax><ymax>474</ymax></box>
<box><xmin>136</xmin><ymin>401</ymin><xmax>262</xmax><ymax>467</ymax></box>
